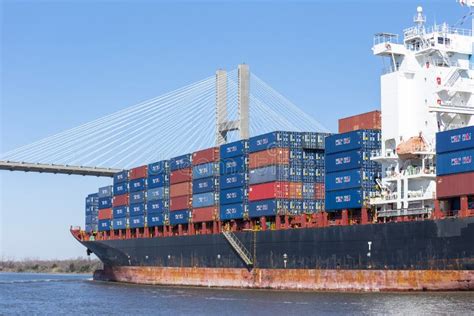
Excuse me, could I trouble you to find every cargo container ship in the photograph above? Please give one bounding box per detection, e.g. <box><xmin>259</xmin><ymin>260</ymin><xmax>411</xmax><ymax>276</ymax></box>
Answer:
<box><xmin>72</xmin><ymin>5</ymin><xmax>474</xmax><ymax>291</ymax></box>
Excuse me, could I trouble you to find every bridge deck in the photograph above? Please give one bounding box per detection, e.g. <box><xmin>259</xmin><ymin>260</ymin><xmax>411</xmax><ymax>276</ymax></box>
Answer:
<box><xmin>0</xmin><ymin>161</ymin><xmax>120</xmax><ymax>177</ymax></box>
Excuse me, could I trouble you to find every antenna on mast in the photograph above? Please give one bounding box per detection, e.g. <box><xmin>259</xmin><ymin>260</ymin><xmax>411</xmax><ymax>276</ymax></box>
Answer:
<box><xmin>414</xmin><ymin>6</ymin><xmax>426</xmax><ymax>27</ymax></box>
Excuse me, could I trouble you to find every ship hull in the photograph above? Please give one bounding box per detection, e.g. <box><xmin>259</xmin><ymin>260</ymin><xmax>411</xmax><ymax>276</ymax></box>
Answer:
<box><xmin>81</xmin><ymin>217</ymin><xmax>474</xmax><ymax>291</ymax></box>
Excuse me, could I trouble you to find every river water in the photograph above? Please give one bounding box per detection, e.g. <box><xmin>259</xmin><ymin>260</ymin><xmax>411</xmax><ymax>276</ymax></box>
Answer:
<box><xmin>1</xmin><ymin>272</ymin><xmax>473</xmax><ymax>315</ymax></box>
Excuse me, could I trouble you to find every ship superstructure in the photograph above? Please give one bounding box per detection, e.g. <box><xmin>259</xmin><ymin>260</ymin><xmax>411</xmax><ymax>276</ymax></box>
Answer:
<box><xmin>371</xmin><ymin>6</ymin><xmax>474</xmax><ymax>218</ymax></box>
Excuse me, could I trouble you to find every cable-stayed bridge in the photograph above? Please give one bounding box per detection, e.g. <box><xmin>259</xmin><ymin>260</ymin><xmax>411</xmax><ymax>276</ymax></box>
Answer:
<box><xmin>0</xmin><ymin>65</ymin><xmax>328</xmax><ymax>177</ymax></box>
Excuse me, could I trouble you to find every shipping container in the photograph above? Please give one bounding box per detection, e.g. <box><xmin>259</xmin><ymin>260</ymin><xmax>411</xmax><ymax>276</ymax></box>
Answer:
<box><xmin>113</xmin><ymin>206</ymin><xmax>128</xmax><ymax>218</ymax></box>
<box><xmin>338</xmin><ymin>110</ymin><xmax>381</xmax><ymax>133</ymax></box>
<box><xmin>436</xmin><ymin>126</ymin><xmax>474</xmax><ymax>154</ymax></box>
<box><xmin>192</xmin><ymin>177</ymin><xmax>217</xmax><ymax>194</ymax></box>
<box><xmin>113</xmin><ymin>194</ymin><xmax>129</xmax><ymax>207</ymax></box>
<box><xmin>98</xmin><ymin>197</ymin><xmax>112</xmax><ymax>209</ymax></box>
<box><xmin>249</xmin><ymin>148</ymin><xmax>290</xmax><ymax>169</ymax></box>
<box><xmin>302</xmin><ymin>183</ymin><xmax>315</xmax><ymax>199</ymax></box>
<box><xmin>98</xmin><ymin>185</ymin><xmax>113</xmax><ymax>198</ymax></box>
<box><xmin>249</xmin><ymin>165</ymin><xmax>290</xmax><ymax>185</ymax></box>
<box><xmin>129</xmin><ymin>191</ymin><xmax>145</xmax><ymax>204</ymax></box>
<box><xmin>219</xmin><ymin>203</ymin><xmax>246</xmax><ymax>221</ymax></box>
<box><xmin>147</xmin><ymin>213</ymin><xmax>165</xmax><ymax>227</ymax></box>
<box><xmin>289</xmin><ymin>132</ymin><xmax>303</xmax><ymax>147</ymax></box>
<box><xmin>129</xmin><ymin>178</ymin><xmax>146</xmax><ymax>192</ymax></box>
<box><xmin>325</xmin><ymin>130</ymin><xmax>381</xmax><ymax>155</ymax></box>
<box><xmin>302</xmin><ymin>199</ymin><xmax>324</xmax><ymax>213</ymax></box>
<box><xmin>289</xmin><ymin>182</ymin><xmax>303</xmax><ymax>199</ymax></box>
<box><xmin>192</xmin><ymin>206</ymin><xmax>216</xmax><ymax>222</ymax></box>
<box><xmin>148</xmin><ymin>160</ymin><xmax>169</xmax><ymax>175</ymax></box>
<box><xmin>192</xmin><ymin>192</ymin><xmax>217</xmax><ymax>208</ymax></box>
<box><xmin>289</xmin><ymin>163</ymin><xmax>303</xmax><ymax>182</ymax></box>
<box><xmin>113</xmin><ymin>182</ymin><xmax>128</xmax><ymax>196</ymax></box>
<box><xmin>302</xmin><ymin>132</ymin><xmax>329</xmax><ymax>150</ymax></box>
<box><xmin>220</xmin><ymin>187</ymin><xmax>246</xmax><ymax>205</ymax></box>
<box><xmin>98</xmin><ymin>219</ymin><xmax>111</xmax><ymax>232</ymax></box>
<box><xmin>220</xmin><ymin>140</ymin><xmax>248</xmax><ymax>159</ymax></box>
<box><xmin>129</xmin><ymin>165</ymin><xmax>147</xmax><ymax>180</ymax></box>
<box><xmin>147</xmin><ymin>200</ymin><xmax>169</xmax><ymax>213</ymax></box>
<box><xmin>85</xmin><ymin>224</ymin><xmax>98</xmax><ymax>233</ymax></box>
<box><xmin>147</xmin><ymin>187</ymin><xmax>168</xmax><ymax>201</ymax></box>
<box><xmin>85</xmin><ymin>193</ymin><xmax>99</xmax><ymax>206</ymax></box>
<box><xmin>170</xmin><ymin>154</ymin><xmax>192</xmax><ymax>171</ymax></box>
<box><xmin>220</xmin><ymin>156</ymin><xmax>247</xmax><ymax>175</ymax></box>
<box><xmin>98</xmin><ymin>208</ymin><xmax>113</xmax><ymax>220</ymax></box>
<box><xmin>129</xmin><ymin>215</ymin><xmax>145</xmax><ymax>229</ymax></box>
<box><xmin>325</xmin><ymin>169</ymin><xmax>379</xmax><ymax>191</ymax></box>
<box><xmin>170</xmin><ymin>182</ymin><xmax>192</xmax><ymax>198</ymax></box>
<box><xmin>192</xmin><ymin>162</ymin><xmax>219</xmax><ymax>179</ymax></box>
<box><xmin>192</xmin><ymin>147</ymin><xmax>219</xmax><ymax>165</ymax></box>
<box><xmin>288</xmin><ymin>199</ymin><xmax>304</xmax><ymax>215</ymax></box>
<box><xmin>129</xmin><ymin>203</ymin><xmax>146</xmax><ymax>216</ymax></box>
<box><xmin>249</xmin><ymin>182</ymin><xmax>290</xmax><ymax>201</ymax></box>
<box><xmin>112</xmin><ymin>218</ymin><xmax>127</xmax><ymax>230</ymax></box>
<box><xmin>436</xmin><ymin>172</ymin><xmax>474</xmax><ymax>198</ymax></box>
<box><xmin>325</xmin><ymin>150</ymin><xmax>376</xmax><ymax>173</ymax></box>
<box><xmin>170</xmin><ymin>195</ymin><xmax>192</xmax><ymax>211</ymax></box>
<box><xmin>170</xmin><ymin>168</ymin><xmax>193</xmax><ymax>184</ymax></box>
<box><xmin>113</xmin><ymin>170</ymin><xmax>128</xmax><ymax>184</ymax></box>
<box><xmin>289</xmin><ymin>148</ymin><xmax>303</xmax><ymax>160</ymax></box>
<box><xmin>325</xmin><ymin>188</ymin><xmax>366</xmax><ymax>211</ymax></box>
<box><xmin>248</xmin><ymin>199</ymin><xmax>289</xmax><ymax>218</ymax></box>
<box><xmin>85</xmin><ymin>205</ymin><xmax>98</xmax><ymax>215</ymax></box>
<box><xmin>249</xmin><ymin>131</ymin><xmax>290</xmax><ymax>153</ymax></box>
<box><xmin>220</xmin><ymin>173</ymin><xmax>247</xmax><ymax>190</ymax></box>
<box><xmin>147</xmin><ymin>173</ymin><xmax>169</xmax><ymax>189</ymax></box>
<box><xmin>436</xmin><ymin>148</ymin><xmax>474</xmax><ymax>176</ymax></box>
<box><xmin>169</xmin><ymin>210</ymin><xmax>190</xmax><ymax>225</ymax></box>
<box><xmin>315</xmin><ymin>183</ymin><xmax>325</xmax><ymax>200</ymax></box>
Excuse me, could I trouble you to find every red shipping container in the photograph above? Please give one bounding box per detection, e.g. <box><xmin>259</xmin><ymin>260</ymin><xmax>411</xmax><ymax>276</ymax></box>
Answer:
<box><xmin>129</xmin><ymin>165</ymin><xmax>147</xmax><ymax>180</ymax></box>
<box><xmin>437</xmin><ymin>172</ymin><xmax>474</xmax><ymax>198</ymax></box>
<box><xmin>170</xmin><ymin>195</ymin><xmax>192</xmax><ymax>211</ymax></box>
<box><xmin>338</xmin><ymin>110</ymin><xmax>381</xmax><ymax>133</ymax></box>
<box><xmin>170</xmin><ymin>182</ymin><xmax>192</xmax><ymax>198</ymax></box>
<box><xmin>170</xmin><ymin>168</ymin><xmax>192</xmax><ymax>184</ymax></box>
<box><xmin>112</xmin><ymin>194</ymin><xmax>129</xmax><ymax>207</ymax></box>
<box><xmin>192</xmin><ymin>206</ymin><xmax>217</xmax><ymax>222</ymax></box>
<box><xmin>314</xmin><ymin>183</ymin><xmax>325</xmax><ymax>200</ymax></box>
<box><xmin>192</xmin><ymin>147</ymin><xmax>219</xmax><ymax>165</ymax></box>
<box><xmin>98</xmin><ymin>208</ymin><xmax>113</xmax><ymax>220</ymax></box>
<box><xmin>249</xmin><ymin>181</ymin><xmax>290</xmax><ymax>201</ymax></box>
<box><xmin>249</xmin><ymin>148</ymin><xmax>290</xmax><ymax>169</ymax></box>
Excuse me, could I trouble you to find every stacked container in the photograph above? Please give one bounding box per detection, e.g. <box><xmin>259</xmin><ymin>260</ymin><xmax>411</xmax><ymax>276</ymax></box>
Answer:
<box><xmin>147</xmin><ymin>160</ymin><xmax>170</xmax><ymax>228</ymax></box>
<box><xmin>111</xmin><ymin>170</ymin><xmax>129</xmax><ymax>231</ymax></box>
<box><xmin>169</xmin><ymin>154</ymin><xmax>193</xmax><ymax>225</ymax></box>
<box><xmin>128</xmin><ymin>165</ymin><xmax>147</xmax><ymax>230</ymax></box>
<box><xmin>97</xmin><ymin>185</ymin><xmax>113</xmax><ymax>231</ymax></box>
<box><xmin>219</xmin><ymin>140</ymin><xmax>249</xmax><ymax>221</ymax></box>
<box><xmin>436</xmin><ymin>126</ymin><xmax>474</xmax><ymax>204</ymax></box>
<box><xmin>192</xmin><ymin>148</ymin><xmax>219</xmax><ymax>223</ymax></box>
<box><xmin>85</xmin><ymin>193</ymin><xmax>99</xmax><ymax>233</ymax></box>
<box><xmin>325</xmin><ymin>130</ymin><xmax>381</xmax><ymax>211</ymax></box>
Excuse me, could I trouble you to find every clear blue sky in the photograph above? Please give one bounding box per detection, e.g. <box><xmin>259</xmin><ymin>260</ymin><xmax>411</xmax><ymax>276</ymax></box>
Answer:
<box><xmin>0</xmin><ymin>1</ymin><xmax>467</xmax><ymax>259</ymax></box>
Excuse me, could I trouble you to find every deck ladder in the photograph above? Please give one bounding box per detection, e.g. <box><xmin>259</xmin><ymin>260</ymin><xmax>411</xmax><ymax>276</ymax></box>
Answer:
<box><xmin>222</xmin><ymin>231</ymin><xmax>253</xmax><ymax>267</ymax></box>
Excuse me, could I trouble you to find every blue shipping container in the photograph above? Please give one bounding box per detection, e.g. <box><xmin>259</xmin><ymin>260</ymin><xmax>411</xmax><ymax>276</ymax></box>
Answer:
<box><xmin>436</xmin><ymin>126</ymin><xmax>474</xmax><ymax>154</ymax></box>
<box><xmin>436</xmin><ymin>148</ymin><xmax>474</xmax><ymax>176</ymax></box>
<box><xmin>302</xmin><ymin>132</ymin><xmax>329</xmax><ymax>150</ymax></box>
<box><xmin>170</xmin><ymin>154</ymin><xmax>192</xmax><ymax>171</ymax></box>
<box><xmin>147</xmin><ymin>173</ymin><xmax>169</xmax><ymax>189</ymax></box>
<box><xmin>98</xmin><ymin>219</ymin><xmax>111</xmax><ymax>231</ymax></box>
<box><xmin>148</xmin><ymin>160</ymin><xmax>169</xmax><ymax>175</ymax></box>
<box><xmin>325</xmin><ymin>130</ymin><xmax>380</xmax><ymax>155</ymax></box>
<box><xmin>129</xmin><ymin>178</ymin><xmax>146</xmax><ymax>192</ymax></box>
<box><xmin>129</xmin><ymin>203</ymin><xmax>145</xmax><ymax>216</ymax></box>
<box><xmin>113</xmin><ymin>182</ymin><xmax>128</xmax><ymax>196</ymax></box>
<box><xmin>169</xmin><ymin>210</ymin><xmax>190</xmax><ymax>225</ymax></box>
<box><xmin>220</xmin><ymin>203</ymin><xmax>246</xmax><ymax>221</ymax></box>
<box><xmin>113</xmin><ymin>170</ymin><xmax>128</xmax><ymax>184</ymax></box>
<box><xmin>147</xmin><ymin>200</ymin><xmax>169</xmax><ymax>213</ymax></box>
<box><xmin>192</xmin><ymin>162</ymin><xmax>218</xmax><ymax>179</ymax></box>
<box><xmin>147</xmin><ymin>213</ymin><xmax>165</xmax><ymax>227</ymax></box>
<box><xmin>220</xmin><ymin>173</ymin><xmax>247</xmax><ymax>190</ymax></box>
<box><xmin>98</xmin><ymin>185</ymin><xmax>113</xmax><ymax>198</ymax></box>
<box><xmin>302</xmin><ymin>183</ymin><xmax>315</xmax><ymax>199</ymax></box>
<box><xmin>193</xmin><ymin>177</ymin><xmax>217</xmax><ymax>194</ymax></box>
<box><xmin>129</xmin><ymin>215</ymin><xmax>145</xmax><ymax>228</ymax></box>
<box><xmin>85</xmin><ymin>224</ymin><xmax>98</xmax><ymax>233</ymax></box>
<box><xmin>112</xmin><ymin>218</ymin><xmax>127</xmax><ymax>230</ymax></box>
<box><xmin>248</xmin><ymin>199</ymin><xmax>289</xmax><ymax>218</ymax></box>
<box><xmin>147</xmin><ymin>187</ymin><xmax>168</xmax><ymax>201</ymax></box>
<box><xmin>249</xmin><ymin>131</ymin><xmax>290</xmax><ymax>153</ymax></box>
<box><xmin>192</xmin><ymin>192</ymin><xmax>217</xmax><ymax>208</ymax></box>
<box><xmin>85</xmin><ymin>194</ymin><xmax>99</xmax><ymax>206</ymax></box>
<box><xmin>129</xmin><ymin>191</ymin><xmax>145</xmax><ymax>204</ymax></box>
<box><xmin>325</xmin><ymin>189</ymin><xmax>365</xmax><ymax>211</ymax></box>
<box><xmin>220</xmin><ymin>140</ymin><xmax>248</xmax><ymax>159</ymax></box>
<box><xmin>249</xmin><ymin>165</ymin><xmax>289</xmax><ymax>185</ymax></box>
<box><xmin>325</xmin><ymin>150</ymin><xmax>374</xmax><ymax>173</ymax></box>
<box><xmin>98</xmin><ymin>197</ymin><xmax>112</xmax><ymax>209</ymax></box>
<box><xmin>85</xmin><ymin>205</ymin><xmax>97</xmax><ymax>215</ymax></box>
<box><xmin>220</xmin><ymin>187</ymin><xmax>245</xmax><ymax>205</ymax></box>
<box><xmin>220</xmin><ymin>156</ymin><xmax>246</xmax><ymax>175</ymax></box>
<box><xmin>113</xmin><ymin>206</ymin><xmax>128</xmax><ymax>218</ymax></box>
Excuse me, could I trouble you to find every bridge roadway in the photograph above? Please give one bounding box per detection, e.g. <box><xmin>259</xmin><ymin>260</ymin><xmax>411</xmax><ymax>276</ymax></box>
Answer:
<box><xmin>0</xmin><ymin>160</ymin><xmax>120</xmax><ymax>177</ymax></box>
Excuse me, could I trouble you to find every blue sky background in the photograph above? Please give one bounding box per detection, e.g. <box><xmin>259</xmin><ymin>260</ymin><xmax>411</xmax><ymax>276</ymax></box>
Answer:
<box><xmin>1</xmin><ymin>0</ymin><xmax>468</xmax><ymax>259</ymax></box>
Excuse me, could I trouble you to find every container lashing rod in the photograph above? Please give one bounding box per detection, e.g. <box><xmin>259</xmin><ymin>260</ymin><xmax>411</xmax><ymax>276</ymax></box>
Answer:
<box><xmin>222</xmin><ymin>231</ymin><xmax>253</xmax><ymax>267</ymax></box>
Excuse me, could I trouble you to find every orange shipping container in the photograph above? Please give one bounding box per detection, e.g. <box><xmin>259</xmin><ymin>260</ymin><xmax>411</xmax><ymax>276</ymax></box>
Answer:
<box><xmin>170</xmin><ymin>168</ymin><xmax>192</xmax><ymax>184</ymax></box>
<box><xmin>289</xmin><ymin>182</ymin><xmax>303</xmax><ymax>199</ymax></box>
<box><xmin>338</xmin><ymin>110</ymin><xmax>381</xmax><ymax>133</ymax></box>
<box><xmin>170</xmin><ymin>195</ymin><xmax>192</xmax><ymax>211</ymax></box>
<box><xmin>249</xmin><ymin>148</ymin><xmax>290</xmax><ymax>169</ymax></box>
<box><xmin>98</xmin><ymin>208</ymin><xmax>113</xmax><ymax>220</ymax></box>
<box><xmin>129</xmin><ymin>165</ymin><xmax>147</xmax><ymax>180</ymax></box>
<box><xmin>192</xmin><ymin>206</ymin><xmax>217</xmax><ymax>222</ymax></box>
<box><xmin>170</xmin><ymin>182</ymin><xmax>192</xmax><ymax>198</ymax></box>
<box><xmin>112</xmin><ymin>194</ymin><xmax>129</xmax><ymax>207</ymax></box>
<box><xmin>314</xmin><ymin>183</ymin><xmax>325</xmax><ymax>200</ymax></box>
<box><xmin>192</xmin><ymin>147</ymin><xmax>219</xmax><ymax>165</ymax></box>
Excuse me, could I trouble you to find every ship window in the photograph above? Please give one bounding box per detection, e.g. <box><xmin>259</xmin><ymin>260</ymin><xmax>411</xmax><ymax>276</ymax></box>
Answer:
<box><xmin>437</xmin><ymin>37</ymin><xmax>451</xmax><ymax>45</ymax></box>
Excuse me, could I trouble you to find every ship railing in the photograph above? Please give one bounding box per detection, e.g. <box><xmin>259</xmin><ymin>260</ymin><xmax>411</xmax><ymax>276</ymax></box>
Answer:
<box><xmin>403</xmin><ymin>24</ymin><xmax>472</xmax><ymax>39</ymax></box>
<box><xmin>377</xmin><ymin>207</ymin><xmax>431</xmax><ymax>218</ymax></box>
<box><xmin>373</xmin><ymin>33</ymin><xmax>399</xmax><ymax>46</ymax></box>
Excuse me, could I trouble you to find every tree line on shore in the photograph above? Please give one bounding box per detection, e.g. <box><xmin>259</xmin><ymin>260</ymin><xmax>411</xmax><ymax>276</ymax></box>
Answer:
<box><xmin>0</xmin><ymin>258</ymin><xmax>102</xmax><ymax>274</ymax></box>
